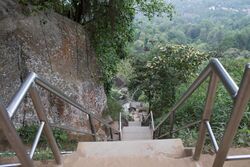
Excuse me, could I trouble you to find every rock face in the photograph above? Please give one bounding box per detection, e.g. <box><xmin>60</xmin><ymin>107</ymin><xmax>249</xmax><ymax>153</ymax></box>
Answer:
<box><xmin>0</xmin><ymin>0</ymin><xmax>106</xmax><ymax>149</ymax></box>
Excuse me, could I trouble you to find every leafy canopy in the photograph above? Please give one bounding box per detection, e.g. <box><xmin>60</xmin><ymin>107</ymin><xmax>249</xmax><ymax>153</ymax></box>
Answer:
<box><xmin>19</xmin><ymin>0</ymin><xmax>174</xmax><ymax>93</ymax></box>
<box><xmin>130</xmin><ymin>44</ymin><xmax>210</xmax><ymax>116</ymax></box>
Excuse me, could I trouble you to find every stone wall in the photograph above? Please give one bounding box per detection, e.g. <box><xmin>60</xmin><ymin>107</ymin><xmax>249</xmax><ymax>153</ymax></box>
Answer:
<box><xmin>0</xmin><ymin>0</ymin><xmax>107</xmax><ymax>149</ymax></box>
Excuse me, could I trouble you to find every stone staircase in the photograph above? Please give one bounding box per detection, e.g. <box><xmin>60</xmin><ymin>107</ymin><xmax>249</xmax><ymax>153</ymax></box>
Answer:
<box><xmin>2</xmin><ymin>59</ymin><xmax>250</xmax><ymax>167</ymax></box>
<box><xmin>122</xmin><ymin>121</ymin><xmax>152</xmax><ymax>140</ymax></box>
<box><xmin>62</xmin><ymin>120</ymin><xmax>201</xmax><ymax>167</ymax></box>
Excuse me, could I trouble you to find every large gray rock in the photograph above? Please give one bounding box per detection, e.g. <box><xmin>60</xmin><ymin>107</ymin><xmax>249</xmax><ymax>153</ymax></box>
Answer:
<box><xmin>0</xmin><ymin>0</ymin><xmax>107</xmax><ymax>149</ymax></box>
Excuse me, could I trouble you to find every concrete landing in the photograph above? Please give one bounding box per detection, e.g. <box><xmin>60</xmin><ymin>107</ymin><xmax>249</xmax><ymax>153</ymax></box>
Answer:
<box><xmin>75</xmin><ymin>139</ymin><xmax>186</xmax><ymax>158</ymax></box>
<box><xmin>128</xmin><ymin>121</ymin><xmax>141</xmax><ymax>126</ymax></box>
<box><xmin>62</xmin><ymin>139</ymin><xmax>201</xmax><ymax>167</ymax></box>
<box><xmin>122</xmin><ymin>127</ymin><xmax>152</xmax><ymax>140</ymax></box>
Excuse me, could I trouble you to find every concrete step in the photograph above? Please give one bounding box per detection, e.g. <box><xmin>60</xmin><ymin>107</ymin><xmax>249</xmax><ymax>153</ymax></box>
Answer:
<box><xmin>62</xmin><ymin>139</ymin><xmax>200</xmax><ymax>167</ymax></box>
<box><xmin>63</xmin><ymin>155</ymin><xmax>201</xmax><ymax>167</ymax></box>
<box><xmin>128</xmin><ymin>121</ymin><xmax>141</xmax><ymax>126</ymax></box>
<box><xmin>122</xmin><ymin>126</ymin><xmax>152</xmax><ymax>140</ymax></box>
<box><xmin>73</xmin><ymin>139</ymin><xmax>186</xmax><ymax>158</ymax></box>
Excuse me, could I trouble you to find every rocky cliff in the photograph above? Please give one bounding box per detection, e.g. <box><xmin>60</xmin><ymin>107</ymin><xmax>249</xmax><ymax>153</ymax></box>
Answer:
<box><xmin>0</xmin><ymin>0</ymin><xmax>107</xmax><ymax>149</ymax></box>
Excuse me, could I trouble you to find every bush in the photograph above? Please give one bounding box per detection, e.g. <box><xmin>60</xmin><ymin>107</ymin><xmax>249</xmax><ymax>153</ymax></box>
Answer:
<box><xmin>104</xmin><ymin>96</ymin><xmax>123</xmax><ymax>120</ymax></box>
<box><xmin>17</xmin><ymin>125</ymin><xmax>77</xmax><ymax>150</ymax></box>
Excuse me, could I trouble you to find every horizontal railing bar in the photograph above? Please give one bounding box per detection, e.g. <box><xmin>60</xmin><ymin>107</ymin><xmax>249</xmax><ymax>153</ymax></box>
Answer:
<box><xmin>205</xmin><ymin>121</ymin><xmax>219</xmax><ymax>152</ymax></box>
<box><xmin>226</xmin><ymin>154</ymin><xmax>250</xmax><ymax>161</ymax></box>
<box><xmin>35</xmin><ymin>77</ymin><xmax>119</xmax><ymax>133</ymax></box>
<box><xmin>30</xmin><ymin>121</ymin><xmax>45</xmax><ymax>159</ymax></box>
<box><xmin>7</xmin><ymin>72</ymin><xmax>37</xmax><ymax>118</ymax></box>
<box><xmin>154</xmin><ymin>65</ymin><xmax>212</xmax><ymax>131</ymax></box>
<box><xmin>0</xmin><ymin>163</ymin><xmax>21</xmax><ymax>167</ymax></box>
<box><xmin>210</xmin><ymin>59</ymin><xmax>239</xmax><ymax>98</ymax></box>
<box><xmin>61</xmin><ymin>151</ymin><xmax>73</xmax><ymax>154</ymax></box>
<box><xmin>158</xmin><ymin>120</ymin><xmax>201</xmax><ymax>139</ymax></box>
<box><xmin>50</xmin><ymin>124</ymin><xmax>95</xmax><ymax>136</ymax></box>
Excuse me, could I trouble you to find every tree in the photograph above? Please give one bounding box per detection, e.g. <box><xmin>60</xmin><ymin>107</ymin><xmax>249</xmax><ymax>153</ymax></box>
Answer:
<box><xmin>19</xmin><ymin>0</ymin><xmax>175</xmax><ymax>93</ymax></box>
<box><xmin>130</xmin><ymin>44</ymin><xmax>210</xmax><ymax>117</ymax></box>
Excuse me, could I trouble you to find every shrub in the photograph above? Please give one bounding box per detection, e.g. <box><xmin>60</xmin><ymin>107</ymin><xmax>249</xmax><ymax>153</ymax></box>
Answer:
<box><xmin>104</xmin><ymin>96</ymin><xmax>123</xmax><ymax>120</ymax></box>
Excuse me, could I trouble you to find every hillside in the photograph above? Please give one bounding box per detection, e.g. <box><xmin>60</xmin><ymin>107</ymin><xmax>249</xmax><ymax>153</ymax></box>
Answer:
<box><xmin>131</xmin><ymin>0</ymin><xmax>250</xmax><ymax>54</ymax></box>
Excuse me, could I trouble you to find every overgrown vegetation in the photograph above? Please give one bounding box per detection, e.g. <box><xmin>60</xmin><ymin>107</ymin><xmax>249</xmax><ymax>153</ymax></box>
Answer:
<box><xmin>129</xmin><ymin>44</ymin><xmax>210</xmax><ymax>117</ymax></box>
<box><xmin>17</xmin><ymin>125</ymin><xmax>77</xmax><ymax>151</ymax></box>
<box><xmin>0</xmin><ymin>125</ymin><xmax>77</xmax><ymax>160</ymax></box>
<box><xmin>18</xmin><ymin>0</ymin><xmax>174</xmax><ymax>93</ymax></box>
<box><xmin>104</xmin><ymin>95</ymin><xmax>123</xmax><ymax>120</ymax></box>
<box><xmin>130</xmin><ymin>0</ymin><xmax>250</xmax><ymax>54</ymax></box>
<box><xmin>122</xmin><ymin>0</ymin><xmax>250</xmax><ymax>147</ymax></box>
<box><xmin>16</xmin><ymin>0</ymin><xmax>250</xmax><ymax>149</ymax></box>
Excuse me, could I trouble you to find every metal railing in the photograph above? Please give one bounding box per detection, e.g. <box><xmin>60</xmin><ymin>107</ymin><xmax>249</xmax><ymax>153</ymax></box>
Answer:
<box><xmin>119</xmin><ymin>112</ymin><xmax>122</xmax><ymax>140</ymax></box>
<box><xmin>0</xmin><ymin>72</ymin><xmax>121</xmax><ymax>167</ymax></box>
<box><xmin>143</xmin><ymin>111</ymin><xmax>155</xmax><ymax>139</ymax></box>
<box><xmin>152</xmin><ymin>58</ymin><xmax>250</xmax><ymax>167</ymax></box>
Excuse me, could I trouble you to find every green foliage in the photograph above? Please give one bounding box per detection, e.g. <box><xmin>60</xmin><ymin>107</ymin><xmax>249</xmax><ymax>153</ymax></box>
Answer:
<box><xmin>130</xmin><ymin>44</ymin><xmax>209</xmax><ymax>116</ymax></box>
<box><xmin>116</xmin><ymin>58</ymin><xmax>136</xmax><ymax>84</ymax></box>
<box><xmin>0</xmin><ymin>148</ymin><xmax>55</xmax><ymax>160</ymax></box>
<box><xmin>84</xmin><ymin>0</ymin><xmax>174</xmax><ymax>93</ymax></box>
<box><xmin>33</xmin><ymin>147</ymin><xmax>54</xmax><ymax>160</ymax></box>
<box><xmin>17</xmin><ymin>124</ymin><xmax>77</xmax><ymax>150</ymax></box>
<box><xmin>18</xmin><ymin>124</ymin><xmax>46</xmax><ymax>144</ymax></box>
<box><xmin>131</xmin><ymin>0</ymin><xmax>250</xmax><ymax>56</ymax></box>
<box><xmin>104</xmin><ymin>95</ymin><xmax>123</xmax><ymax>120</ymax></box>
<box><xmin>17</xmin><ymin>0</ymin><xmax>175</xmax><ymax>94</ymax></box>
<box><xmin>174</xmin><ymin>128</ymin><xmax>199</xmax><ymax>147</ymax></box>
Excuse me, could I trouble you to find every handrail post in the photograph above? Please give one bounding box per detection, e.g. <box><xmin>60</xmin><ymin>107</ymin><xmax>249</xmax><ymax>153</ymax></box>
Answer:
<box><xmin>0</xmin><ymin>101</ymin><xmax>34</xmax><ymax>167</ymax></box>
<box><xmin>119</xmin><ymin>112</ymin><xmax>122</xmax><ymax>140</ymax></box>
<box><xmin>109</xmin><ymin>128</ymin><xmax>113</xmax><ymax>140</ymax></box>
<box><xmin>88</xmin><ymin>114</ymin><xmax>97</xmax><ymax>141</ymax></box>
<box><xmin>29</xmin><ymin>85</ymin><xmax>62</xmax><ymax>165</ymax></box>
<box><xmin>157</xmin><ymin>126</ymin><xmax>161</xmax><ymax>138</ymax></box>
<box><xmin>169</xmin><ymin>112</ymin><xmax>175</xmax><ymax>138</ymax></box>
<box><xmin>212</xmin><ymin>65</ymin><xmax>250</xmax><ymax>167</ymax></box>
<box><xmin>193</xmin><ymin>72</ymin><xmax>219</xmax><ymax>160</ymax></box>
<box><xmin>150</xmin><ymin>111</ymin><xmax>155</xmax><ymax>139</ymax></box>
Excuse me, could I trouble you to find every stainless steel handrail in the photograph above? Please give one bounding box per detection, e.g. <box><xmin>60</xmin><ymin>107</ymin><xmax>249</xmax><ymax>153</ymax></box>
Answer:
<box><xmin>119</xmin><ymin>112</ymin><xmax>122</xmax><ymax>140</ymax></box>
<box><xmin>0</xmin><ymin>72</ymin><xmax>121</xmax><ymax>167</ymax></box>
<box><xmin>153</xmin><ymin>58</ymin><xmax>250</xmax><ymax>167</ymax></box>
<box><xmin>150</xmin><ymin>111</ymin><xmax>155</xmax><ymax>131</ymax></box>
<box><xmin>35</xmin><ymin>77</ymin><xmax>119</xmax><ymax>133</ymax></box>
<box><xmin>158</xmin><ymin>120</ymin><xmax>201</xmax><ymax>139</ymax></box>
<box><xmin>142</xmin><ymin>111</ymin><xmax>155</xmax><ymax>138</ymax></box>
<box><xmin>144</xmin><ymin>112</ymin><xmax>151</xmax><ymax>123</ymax></box>
<box><xmin>154</xmin><ymin>65</ymin><xmax>212</xmax><ymax>131</ymax></box>
<box><xmin>205</xmin><ymin>121</ymin><xmax>219</xmax><ymax>152</ymax></box>
<box><xmin>154</xmin><ymin>58</ymin><xmax>239</xmax><ymax>133</ymax></box>
<box><xmin>29</xmin><ymin>121</ymin><xmax>45</xmax><ymax>159</ymax></box>
<box><xmin>7</xmin><ymin>72</ymin><xmax>37</xmax><ymax>118</ymax></box>
<box><xmin>50</xmin><ymin>124</ymin><xmax>95</xmax><ymax>136</ymax></box>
